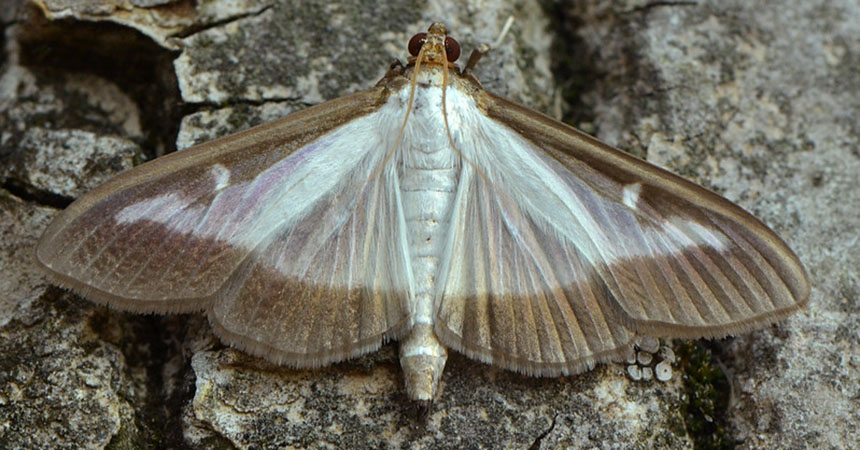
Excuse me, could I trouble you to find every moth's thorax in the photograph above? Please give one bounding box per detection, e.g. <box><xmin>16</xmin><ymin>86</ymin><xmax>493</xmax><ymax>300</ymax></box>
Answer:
<box><xmin>405</xmin><ymin>64</ymin><xmax>461</xmax><ymax>88</ymax></box>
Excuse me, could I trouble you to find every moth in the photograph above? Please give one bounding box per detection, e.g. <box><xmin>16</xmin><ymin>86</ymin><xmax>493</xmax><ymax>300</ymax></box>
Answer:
<box><xmin>37</xmin><ymin>23</ymin><xmax>809</xmax><ymax>411</ymax></box>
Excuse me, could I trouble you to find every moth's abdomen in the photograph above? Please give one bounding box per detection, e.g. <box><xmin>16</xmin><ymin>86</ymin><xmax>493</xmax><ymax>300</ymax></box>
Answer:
<box><xmin>399</xmin><ymin>147</ymin><xmax>460</xmax><ymax>323</ymax></box>
<box><xmin>397</xmin><ymin>139</ymin><xmax>460</xmax><ymax>403</ymax></box>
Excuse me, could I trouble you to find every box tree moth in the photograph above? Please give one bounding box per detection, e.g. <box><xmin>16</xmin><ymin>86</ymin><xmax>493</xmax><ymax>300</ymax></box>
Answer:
<box><xmin>36</xmin><ymin>22</ymin><xmax>810</xmax><ymax>413</ymax></box>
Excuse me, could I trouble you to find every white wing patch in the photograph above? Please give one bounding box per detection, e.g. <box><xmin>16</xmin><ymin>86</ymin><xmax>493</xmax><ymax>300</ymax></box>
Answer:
<box><xmin>208</xmin><ymin>99</ymin><xmax>421</xmax><ymax>366</ymax></box>
<box><xmin>115</xmin><ymin>192</ymin><xmax>189</xmax><ymax>226</ymax></box>
<box><xmin>622</xmin><ymin>182</ymin><xmax>642</xmax><ymax>210</ymax></box>
<box><xmin>211</xmin><ymin>163</ymin><xmax>230</xmax><ymax>191</ymax></box>
<box><xmin>444</xmin><ymin>89</ymin><xmax>731</xmax><ymax>275</ymax></box>
<box><xmin>112</xmin><ymin>111</ymin><xmax>402</xmax><ymax>254</ymax></box>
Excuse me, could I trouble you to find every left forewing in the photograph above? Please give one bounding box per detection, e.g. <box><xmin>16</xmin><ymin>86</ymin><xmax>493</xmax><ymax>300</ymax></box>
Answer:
<box><xmin>37</xmin><ymin>86</ymin><xmax>415</xmax><ymax>367</ymax></box>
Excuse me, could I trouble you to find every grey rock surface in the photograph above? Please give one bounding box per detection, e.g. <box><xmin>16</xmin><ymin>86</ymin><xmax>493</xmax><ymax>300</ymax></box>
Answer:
<box><xmin>1</xmin><ymin>0</ymin><xmax>856</xmax><ymax>448</ymax></box>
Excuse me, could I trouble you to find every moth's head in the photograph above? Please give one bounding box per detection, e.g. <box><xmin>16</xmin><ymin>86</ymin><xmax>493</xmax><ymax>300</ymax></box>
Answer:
<box><xmin>407</xmin><ymin>22</ymin><xmax>461</xmax><ymax>68</ymax></box>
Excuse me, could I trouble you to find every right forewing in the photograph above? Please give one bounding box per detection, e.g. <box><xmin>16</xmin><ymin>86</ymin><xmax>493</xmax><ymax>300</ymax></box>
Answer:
<box><xmin>432</xmin><ymin>92</ymin><xmax>809</xmax><ymax>377</ymax></box>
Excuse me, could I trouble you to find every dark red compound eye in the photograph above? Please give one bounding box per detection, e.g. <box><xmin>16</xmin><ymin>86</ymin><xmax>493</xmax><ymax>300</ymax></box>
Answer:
<box><xmin>444</xmin><ymin>36</ymin><xmax>460</xmax><ymax>62</ymax></box>
<box><xmin>408</xmin><ymin>32</ymin><xmax>427</xmax><ymax>56</ymax></box>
